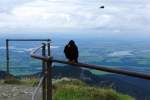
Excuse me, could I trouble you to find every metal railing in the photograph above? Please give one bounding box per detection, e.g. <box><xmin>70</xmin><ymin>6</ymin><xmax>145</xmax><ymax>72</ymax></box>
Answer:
<box><xmin>31</xmin><ymin>42</ymin><xmax>150</xmax><ymax>100</ymax></box>
<box><xmin>6</xmin><ymin>39</ymin><xmax>51</xmax><ymax>74</ymax></box>
<box><xmin>31</xmin><ymin>42</ymin><xmax>52</xmax><ymax>100</ymax></box>
<box><xmin>32</xmin><ymin>75</ymin><xmax>45</xmax><ymax>100</ymax></box>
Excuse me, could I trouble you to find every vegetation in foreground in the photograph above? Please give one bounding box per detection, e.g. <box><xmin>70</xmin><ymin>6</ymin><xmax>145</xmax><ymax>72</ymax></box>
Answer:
<box><xmin>0</xmin><ymin>78</ymin><xmax>38</xmax><ymax>86</ymax></box>
<box><xmin>0</xmin><ymin>78</ymin><xmax>134</xmax><ymax>100</ymax></box>
<box><xmin>53</xmin><ymin>78</ymin><xmax>134</xmax><ymax>100</ymax></box>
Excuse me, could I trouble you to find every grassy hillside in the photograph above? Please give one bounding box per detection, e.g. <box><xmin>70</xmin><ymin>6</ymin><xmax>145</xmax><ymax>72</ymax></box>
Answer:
<box><xmin>1</xmin><ymin>78</ymin><xmax>134</xmax><ymax>100</ymax></box>
<box><xmin>53</xmin><ymin>78</ymin><xmax>134</xmax><ymax>100</ymax></box>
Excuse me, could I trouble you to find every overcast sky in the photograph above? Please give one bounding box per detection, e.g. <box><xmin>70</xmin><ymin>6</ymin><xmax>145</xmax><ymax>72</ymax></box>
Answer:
<box><xmin>0</xmin><ymin>0</ymin><xmax>150</xmax><ymax>35</ymax></box>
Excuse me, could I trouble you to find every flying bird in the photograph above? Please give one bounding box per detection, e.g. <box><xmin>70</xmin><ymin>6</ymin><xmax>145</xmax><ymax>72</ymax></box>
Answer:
<box><xmin>100</xmin><ymin>5</ymin><xmax>104</xmax><ymax>9</ymax></box>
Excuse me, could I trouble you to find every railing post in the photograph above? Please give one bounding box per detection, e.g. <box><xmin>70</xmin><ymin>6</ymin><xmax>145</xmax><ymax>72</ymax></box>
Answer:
<box><xmin>42</xmin><ymin>43</ymin><xmax>46</xmax><ymax>100</ymax></box>
<box><xmin>47</xmin><ymin>42</ymin><xmax>50</xmax><ymax>56</ymax></box>
<box><xmin>6</xmin><ymin>39</ymin><xmax>9</xmax><ymax>74</ymax></box>
<box><xmin>46</xmin><ymin>58</ymin><xmax>52</xmax><ymax>100</ymax></box>
<box><xmin>46</xmin><ymin>42</ymin><xmax>52</xmax><ymax>100</ymax></box>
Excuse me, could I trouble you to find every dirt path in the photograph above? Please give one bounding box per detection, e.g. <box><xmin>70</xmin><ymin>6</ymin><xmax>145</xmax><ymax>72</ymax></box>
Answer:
<box><xmin>0</xmin><ymin>84</ymin><xmax>42</xmax><ymax>100</ymax></box>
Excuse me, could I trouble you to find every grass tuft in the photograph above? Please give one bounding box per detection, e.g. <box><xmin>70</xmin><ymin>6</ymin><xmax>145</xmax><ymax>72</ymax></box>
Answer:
<box><xmin>53</xmin><ymin>79</ymin><xmax>134</xmax><ymax>100</ymax></box>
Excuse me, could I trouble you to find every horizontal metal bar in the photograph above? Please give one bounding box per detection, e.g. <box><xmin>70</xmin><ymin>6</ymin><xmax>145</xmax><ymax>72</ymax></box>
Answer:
<box><xmin>32</xmin><ymin>76</ymin><xmax>45</xmax><ymax>100</ymax></box>
<box><xmin>31</xmin><ymin>54</ymin><xmax>50</xmax><ymax>61</ymax></box>
<box><xmin>52</xmin><ymin>59</ymin><xmax>150</xmax><ymax>80</ymax></box>
<box><xmin>30</xmin><ymin>43</ymin><xmax>50</xmax><ymax>61</ymax></box>
<box><xmin>30</xmin><ymin>45</ymin><xmax>43</xmax><ymax>54</ymax></box>
<box><xmin>6</xmin><ymin>39</ymin><xmax>51</xmax><ymax>41</ymax></box>
<box><xmin>30</xmin><ymin>44</ymin><xmax>150</xmax><ymax>80</ymax></box>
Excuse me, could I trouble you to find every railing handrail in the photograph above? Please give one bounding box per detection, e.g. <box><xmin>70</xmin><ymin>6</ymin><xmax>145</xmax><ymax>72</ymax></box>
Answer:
<box><xmin>30</xmin><ymin>44</ymin><xmax>50</xmax><ymax>61</ymax></box>
<box><xmin>52</xmin><ymin>59</ymin><xmax>150</xmax><ymax>80</ymax></box>
<box><xmin>6</xmin><ymin>39</ymin><xmax>51</xmax><ymax>41</ymax></box>
<box><xmin>31</xmin><ymin>45</ymin><xmax>43</xmax><ymax>54</ymax></box>
<box><xmin>30</xmin><ymin>43</ymin><xmax>150</xmax><ymax>80</ymax></box>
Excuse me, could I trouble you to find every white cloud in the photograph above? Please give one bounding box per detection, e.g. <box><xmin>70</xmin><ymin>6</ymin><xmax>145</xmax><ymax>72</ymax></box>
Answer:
<box><xmin>0</xmin><ymin>0</ymin><xmax>150</xmax><ymax>34</ymax></box>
